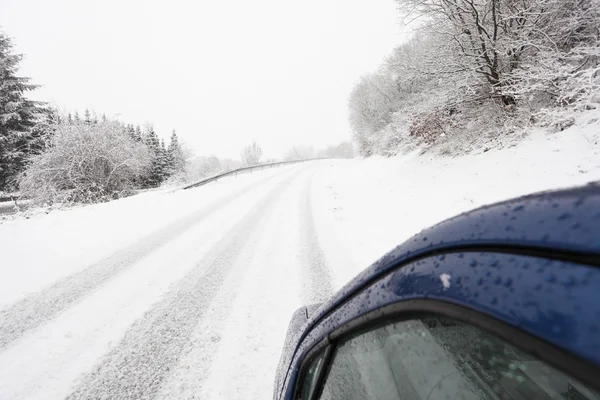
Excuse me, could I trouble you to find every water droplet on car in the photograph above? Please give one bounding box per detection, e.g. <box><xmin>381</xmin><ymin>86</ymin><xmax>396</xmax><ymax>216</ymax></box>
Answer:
<box><xmin>552</xmin><ymin>325</ymin><xmax>562</xmax><ymax>334</ymax></box>
<box><xmin>561</xmin><ymin>276</ymin><xmax>575</xmax><ymax>286</ymax></box>
<box><xmin>557</xmin><ymin>212</ymin><xmax>572</xmax><ymax>221</ymax></box>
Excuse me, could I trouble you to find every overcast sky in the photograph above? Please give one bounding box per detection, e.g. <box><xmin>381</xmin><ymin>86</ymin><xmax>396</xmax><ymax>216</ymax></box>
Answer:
<box><xmin>2</xmin><ymin>0</ymin><xmax>403</xmax><ymax>159</ymax></box>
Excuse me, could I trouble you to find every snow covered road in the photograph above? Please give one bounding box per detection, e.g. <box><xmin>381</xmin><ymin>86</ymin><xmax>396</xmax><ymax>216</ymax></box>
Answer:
<box><xmin>0</xmin><ymin>163</ymin><xmax>336</xmax><ymax>400</ymax></box>
<box><xmin>1</xmin><ymin>115</ymin><xmax>600</xmax><ymax>400</ymax></box>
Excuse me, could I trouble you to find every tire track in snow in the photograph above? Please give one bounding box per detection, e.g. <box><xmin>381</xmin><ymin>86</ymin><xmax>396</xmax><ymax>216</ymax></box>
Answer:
<box><xmin>0</xmin><ymin>171</ymin><xmax>282</xmax><ymax>349</ymax></box>
<box><xmin>188</xmin><ymin>170</ymin><xmax>311</xmax><ymax>400</ymax></box>
<box><xmin>300</xmin><ymin>171</ymin><xmax>333</xmax><ymax>304</ymax></box>
<box><xmin>65</xmin><ymin>173</ymin><xmax>298</xmax><ymax>400</ymax></box>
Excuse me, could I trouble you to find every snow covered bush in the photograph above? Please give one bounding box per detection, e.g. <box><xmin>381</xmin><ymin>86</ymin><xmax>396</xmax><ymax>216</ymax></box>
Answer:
<box><xmin>350</xmin><ymin>0</ymin><xmax>600</xmax><ymax>157</ymax></box>
<box><xmin>284</xmin><ymin>145</ymin><xmax>315</xmax><ymax>161</ymax></box>
<box><xmin>241</xmin><ymin>142</ymin><xmax>263</xmax><ymax>166</ymax></box>
<box><xmin>19</xmin><ymin>121</ymin><xmax>151</xmax><ymax>204</ymax></box>
<box><xmin>317</xmin><ymin>142</ymin><xmax>356</xmax><ymax>158</ymax></box>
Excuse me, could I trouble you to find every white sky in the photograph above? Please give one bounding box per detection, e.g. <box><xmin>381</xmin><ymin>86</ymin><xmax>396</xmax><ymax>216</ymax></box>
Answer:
<box><xmin>1</xmin><ymin>0</ymin><xmax>403</xmax><ymax>159</ymax></box>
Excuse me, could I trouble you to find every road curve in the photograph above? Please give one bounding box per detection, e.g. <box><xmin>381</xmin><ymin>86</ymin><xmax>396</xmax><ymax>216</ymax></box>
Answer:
<box><xmin>0</xmin><ymin>163</ymin><xmax>335</xmax><ymax>400</ymax></box>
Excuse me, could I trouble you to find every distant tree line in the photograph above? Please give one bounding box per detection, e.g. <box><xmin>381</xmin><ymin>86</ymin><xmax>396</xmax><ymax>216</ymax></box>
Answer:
<box><xmin>0</xmin><ymin>32</ymin><xmax>187</xmax><ymax>203</ymax></box>
<box><xmin>350</xmin><ymin>0</ymin><xmax>599</xmax><ymax>156</ymax></box>
<box><xmin>1</xmin><ymin>29</ymin><xmax>355</xmax><ymax>205</ymax></box>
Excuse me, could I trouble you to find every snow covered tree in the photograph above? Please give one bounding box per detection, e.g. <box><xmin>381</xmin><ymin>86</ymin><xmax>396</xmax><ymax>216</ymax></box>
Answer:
<box><xmin>241</xmin><ymin>141</ymin><xmax>263</xmax><ymax>166</ymax></box>
<box><xmin>126</xmin><ymin>124</ymin><xmax>137</xmax><ymax>142</ymax></box>
<box><xmin>0</xmin><ymin>32</ymin><xmax>46</xmax><ymax>191</ymax></box>
<box><xmin>158</xmin><ymin>138</ymin><xmax>170</xmax><ymax>181</ymax></box>
<box><xmin>167</xmin><ymin>129</ymin><xmax>185</xmax><ymax>176</ymax></box>
<box><xmin>141</xmin><ymin>126</ymin><xmax>169</xmax><ymax>187</ymax></box>
<box><xmin>19</xmin><ymin>120</ymin><xmax>151</xmax><ymax>204</ymax></box>
<box><xmin>394</xmin><ymin>0</ymin><xmax>600</xmax><ymax>107</ymax></box>
<box><xmin>284</xmin><ymin>145</ymin><xmax>315</xmax><ymax>161</ymax></box>
<box><xmin>349</xmin><ymin>0</ymin><xmax>599</xmax><ymax>156</ymax></box>
<box><xmin>134</xmin><ymin>125</ymin><xmax>142</xmax><ymax>142</ymax></box>
<box><xmin>318</xmin><ymin>142</ymin><xmax>355</xmax><ymax>159</ymax></box>
<box><xmin>84</xmin><ymin>108</ymin><xmax>91</xmax><ymax>124</ymax></box>
<box><xmin>27</xmin><ymin>107</ymin><xmax>59</xmax><ymax>156</ymax></box>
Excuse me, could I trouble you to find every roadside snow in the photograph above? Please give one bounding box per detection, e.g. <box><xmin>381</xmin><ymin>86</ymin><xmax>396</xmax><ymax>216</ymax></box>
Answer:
<box><xmin>313</xmin><ymin>110</ymin><xmax>600</xmax><ymax>288</ymax></box>
<box><xmin>0</xmin><ymin>168</ymin><xmax>286</xmax><ymax>308</ymax></box>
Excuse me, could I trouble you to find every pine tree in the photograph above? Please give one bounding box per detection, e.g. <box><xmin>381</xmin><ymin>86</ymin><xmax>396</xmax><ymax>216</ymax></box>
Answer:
<box><xmin>67</xmin><ymin>113</ymin><xmax>73</xmax><ymax>124</ymax></box>
<box><xmin>84</xmin><ymin>109</ymin><xmax>91</xmax><ymax>124</ymax></box>
<box><xmin>0</xmin><ymin>33</ymin><xmax>45</xmax><ymax>191</ymax></box>
<box><xmin>126</xmin><ymin>124</ymin><xmax>134</xmax><ymax>140</ymax></box>
<box><xmin>134</xmin><ymin>125</ymin><xmax>142</xmax><ymax>142</ymax></box>
<box><xmin>142</xmin><ymin>126</ymin><xmax>164</xmax><ymax>187</ymax></box>
<box><xmin>158</xmin><ymin>139</ymin><xmax>170</xmax><ymax>181</ymax></box>
<box><xmin>28</xmin><ymin>107</ymin><xmax>58</xmax><ymax>156</ymax></box>
<box><xmin>74</xmin><ymin>111</ymin><xmax>80</xmax><ymax>123</ymax></box>
<box><xmin>167</xmin><ymin>129</ymin><xmax>185</xmax><ymax>176</ymax></box>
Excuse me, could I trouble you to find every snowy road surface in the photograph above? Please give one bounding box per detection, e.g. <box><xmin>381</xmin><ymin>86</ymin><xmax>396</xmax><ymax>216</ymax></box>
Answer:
<box><xmin>0</xmin><ymin>164</ymin><xmax>337</xmax><ymax>400</ymax></box>
<box><xmin>1</xmin><ymin>115</ymin><xmax>600</xmax><ymax>400</ymax></box>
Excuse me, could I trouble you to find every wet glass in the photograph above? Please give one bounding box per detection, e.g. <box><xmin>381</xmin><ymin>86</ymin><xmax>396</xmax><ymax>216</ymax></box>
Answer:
<box><xmin>319</xmin><ymin>318</ymin><xmax>600</xmax><ymax>400</ymax></box>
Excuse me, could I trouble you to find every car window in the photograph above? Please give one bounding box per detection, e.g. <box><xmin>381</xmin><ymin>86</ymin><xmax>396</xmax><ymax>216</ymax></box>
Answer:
<box><xmin>299</xmin><ymin>351</ymin><xmax>326</xmax><ymax>400</ymax></box>
<box><xmin>318</xmin><ymin>317</ymin><xmax>600</xmax><ymax>400</ymax></box>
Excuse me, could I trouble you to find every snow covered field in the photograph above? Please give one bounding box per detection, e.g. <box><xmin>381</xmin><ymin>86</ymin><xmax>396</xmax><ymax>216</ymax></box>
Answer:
<box><xmin>1</xmin><ymin>113</ymin><xmax>599</xmax><ymax>399</ymax></box>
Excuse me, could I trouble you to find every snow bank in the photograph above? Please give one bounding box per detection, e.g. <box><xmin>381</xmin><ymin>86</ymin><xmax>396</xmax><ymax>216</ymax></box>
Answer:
<box><xmin>313</xmin><ymin>110</ymin><xmax>600</xmax><ymax>288</ymax></box>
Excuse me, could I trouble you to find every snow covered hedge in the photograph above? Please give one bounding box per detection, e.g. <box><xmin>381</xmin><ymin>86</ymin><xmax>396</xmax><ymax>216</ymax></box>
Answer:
<box><xmin>19</xmin><ymin>121</ymin><xmax>151</xmax><ymax>204</ymax></box>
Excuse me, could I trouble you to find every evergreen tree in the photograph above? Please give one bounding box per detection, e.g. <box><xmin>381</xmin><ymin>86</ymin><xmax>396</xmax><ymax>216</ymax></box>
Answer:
<box><xmin>134</xmin><ymin>125</ymin><xmax>142</xmax><ymax>142</ymax></box>
<box><xmin>67</xmin><ymin>113</ymin><xmax>73</xmax><ymax>124</ymax></box>
<box><xmin>84</xmin><ymin>108</ymin><xmax>91</xmax><ymax>124</ymax></box>
<box><xmin>74</xmin><ymin>111</ymin><xmax>80</xmax><ymax>123</ymax></box>
<box><xmin>0</xmin><ymin>33</ymin><xmax>45</xmax><ymax>191</ymax></box>
<box><xmin>167</xmin><ymin>129</ymin><xmax>185</xmax><ymax>176</ymax></box>
<box><xmin>101</xmin><ymin>113</ymin><xmax>107</xmax><ymax>123</ymax></box>
<box><xmin>158</xmin><ymin>139</ymin><xmax>170</xmax><ymax>181</ymax></box>
<box><xmin>28</xmin><ymin>107</ymin><xmax>58</xmax><ymax>156</ymax></box>
<box><xmin>126</xmin><ymin>124</ymin><xmax>139</xmax><ymax>142</ymax></box>
<box><xmin>142</xmin><ymin>126</ymin><xmax>164</xmax><ymax>187</ymax></box>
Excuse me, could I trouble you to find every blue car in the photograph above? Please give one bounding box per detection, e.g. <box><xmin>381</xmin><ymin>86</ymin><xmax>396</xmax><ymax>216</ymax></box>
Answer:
<box><xmin>274</xmin><ymin>185</ymin><xmax>600</xmax><ymax>400</ymax></box>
